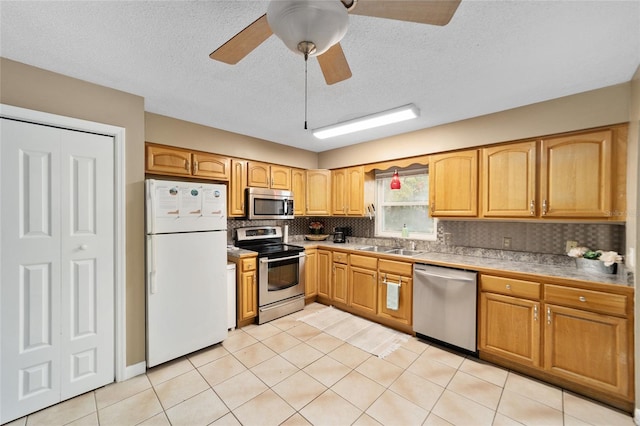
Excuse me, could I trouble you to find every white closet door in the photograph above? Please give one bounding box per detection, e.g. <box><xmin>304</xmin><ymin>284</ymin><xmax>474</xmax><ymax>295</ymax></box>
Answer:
<box><xmin>0</xmin><ymin>118</ymin><xmax>115</xmax><ymax>423</ymax></box>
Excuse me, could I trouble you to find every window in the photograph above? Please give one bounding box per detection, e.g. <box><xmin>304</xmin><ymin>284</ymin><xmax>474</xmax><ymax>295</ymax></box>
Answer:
<box><xmin>375</xmin><ymin>167</ymin><xmax>437</xmax><ymax>240</ymax></box>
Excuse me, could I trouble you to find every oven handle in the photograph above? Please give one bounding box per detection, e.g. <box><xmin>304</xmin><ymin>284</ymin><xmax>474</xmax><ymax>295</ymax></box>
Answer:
<box><xmin>260</xmin><ymin>253</ymin><xmax>306</xmax><ymax>264</ymax></box>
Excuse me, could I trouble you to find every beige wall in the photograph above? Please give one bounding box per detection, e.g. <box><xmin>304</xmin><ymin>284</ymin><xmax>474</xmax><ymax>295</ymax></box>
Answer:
<box><xmin>630</xmin><ymin>64</ymin><xmax>640</xmax><ymax>413</ymax></box>
<box><xmin>318</xmin><ymin>83</ymin><xmax>631</xmax><ymax>169</ymax></box>
<box><xmin>145</xmin><ymin>113</ymin><xmax>318</xmax><ymax>169</ymax></box>
<box><xmin>0</xmin><ymin>58</ymin><xmax>147</xmax><ymax>366</ymax></box>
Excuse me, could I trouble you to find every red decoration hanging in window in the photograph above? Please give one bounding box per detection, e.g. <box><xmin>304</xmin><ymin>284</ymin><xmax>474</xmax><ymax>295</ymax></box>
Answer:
<box><xmin>390</xmin><ymin>169</ymin><xmax>401</xmax><ymax>190</ymax></box>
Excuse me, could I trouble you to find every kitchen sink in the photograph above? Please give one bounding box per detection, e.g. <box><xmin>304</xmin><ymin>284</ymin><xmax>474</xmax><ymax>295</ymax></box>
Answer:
<box><xmin>357</xmin><ymin>245</ymin><xmax>385</xmax><ymax>252</ymax></box>
<box><xmin>384</xmin><ymin>248</ymin><xmax>424</xmax><ymax>256</ymax></box>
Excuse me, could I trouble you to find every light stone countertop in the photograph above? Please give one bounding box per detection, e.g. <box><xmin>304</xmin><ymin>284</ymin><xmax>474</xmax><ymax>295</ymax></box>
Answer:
<box><xmin>228</xmin><ymin>240</ymin><xmax>631</xmax><ymax>288</ymax></box>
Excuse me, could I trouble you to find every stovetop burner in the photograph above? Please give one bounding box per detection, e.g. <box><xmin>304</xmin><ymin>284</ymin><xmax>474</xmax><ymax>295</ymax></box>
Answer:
<box><xmin>235</xmin><ymin>226</ymin><xmax>303</xmax><ymax>257</ymax></box>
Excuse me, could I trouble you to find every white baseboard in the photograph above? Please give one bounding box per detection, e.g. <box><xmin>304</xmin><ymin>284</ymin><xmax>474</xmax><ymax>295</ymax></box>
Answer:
<box><xmin>634</xmin><ymin>408</ymin><xmax>640</xmax><ymax>425</ymax></box>
<box><xmin>121</xmin><ymin>361</ymin><xmax>147</xmax><ymax>382</ymax></box>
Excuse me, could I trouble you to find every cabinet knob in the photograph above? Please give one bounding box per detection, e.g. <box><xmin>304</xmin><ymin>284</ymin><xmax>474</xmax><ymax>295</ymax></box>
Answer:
<box><xmin>506</xmin><ymin>284</ymin><xmax>511</xmax><ymax>290</ymax></box>
<box><xmin>579</xmin><ymin>296</ymin><xmax>586</xmax><ymax>302</ymax></box>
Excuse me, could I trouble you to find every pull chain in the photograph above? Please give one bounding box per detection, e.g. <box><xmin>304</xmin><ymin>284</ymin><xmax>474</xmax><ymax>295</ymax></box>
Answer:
<box><xmin>304</xmin><ymin>53</ymin><xmax>308</xmax><ymax>130</ymax></box>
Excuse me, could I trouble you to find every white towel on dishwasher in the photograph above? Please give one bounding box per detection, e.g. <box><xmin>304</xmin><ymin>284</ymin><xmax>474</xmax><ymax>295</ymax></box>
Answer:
<box><xmin>386</xmin><ymin>281</ymin><xmax>400</xmax><ymax>310</ymax></box>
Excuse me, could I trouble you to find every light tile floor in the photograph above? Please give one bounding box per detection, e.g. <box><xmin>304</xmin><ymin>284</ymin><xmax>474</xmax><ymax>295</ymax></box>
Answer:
<box><xmin>7</xmin><ymin>303</ymin><xmax>635</xmax><ymax>426</ymax></box>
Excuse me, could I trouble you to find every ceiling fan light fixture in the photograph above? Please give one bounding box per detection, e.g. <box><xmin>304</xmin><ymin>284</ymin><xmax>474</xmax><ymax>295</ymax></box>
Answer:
<box><xmin>267</xmin><ymin>0</ymin><xmax>349</xmax><ymax>58</ymax></box>
<box><xmin>313</xmin><ymin>104</ymin><xmax>420</xmax><ymax>139</ymax></box>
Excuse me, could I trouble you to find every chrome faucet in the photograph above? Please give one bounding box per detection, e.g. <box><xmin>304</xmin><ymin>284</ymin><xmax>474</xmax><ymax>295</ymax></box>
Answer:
<box><xmin>409</xmin><ymin>241</ymin><xmax>416</xmax><ymax>251</ymax></box>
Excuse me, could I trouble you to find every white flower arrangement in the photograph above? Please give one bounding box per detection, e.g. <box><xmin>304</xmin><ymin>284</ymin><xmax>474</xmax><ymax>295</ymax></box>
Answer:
<box><xmin>567</xmin><ymin>246</ymin><xmax>623</xmax><ymax>266</ymax></box>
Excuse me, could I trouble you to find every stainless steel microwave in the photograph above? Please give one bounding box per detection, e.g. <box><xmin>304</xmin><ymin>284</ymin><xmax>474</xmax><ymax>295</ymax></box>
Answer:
<box><xmin>247</xmin><ymin>187</ymin><xmax>294</xmax><ymax>220</ymax></box>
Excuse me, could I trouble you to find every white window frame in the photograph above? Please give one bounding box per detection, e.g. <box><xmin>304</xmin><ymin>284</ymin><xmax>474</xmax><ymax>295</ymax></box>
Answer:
<box><xmin>375</xmin><ymin>167</ymin><xmax>437</xmax><ymax>241</ymax></box>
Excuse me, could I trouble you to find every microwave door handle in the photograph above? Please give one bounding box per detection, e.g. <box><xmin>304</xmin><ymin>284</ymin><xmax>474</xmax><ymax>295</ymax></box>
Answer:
<box><xmin>283</xmin><ymin>199</ymin><xmax>288</xmax><ymax>215</ymax></box>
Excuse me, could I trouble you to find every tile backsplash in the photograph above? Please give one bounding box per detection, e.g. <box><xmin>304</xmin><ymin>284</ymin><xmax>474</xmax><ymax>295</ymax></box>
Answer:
<box><xmin>228</xmin><ymin>217</ymin><xmax>625</xmax><ymax>257</ymax></box>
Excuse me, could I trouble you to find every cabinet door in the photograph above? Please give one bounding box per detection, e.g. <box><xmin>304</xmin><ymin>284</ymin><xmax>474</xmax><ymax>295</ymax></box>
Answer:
<box><xmin>481</xmin><ymin>142</ymin><xmax>536</xmax><ymax>217</ymax></box>
<box><xmin>539</xmin><ymin>130</ymin><xmax>612</xmax><ymax>217</ymax></box>
<box><xmin>479</xmin><ymin>292</ymin><xmax>541</xmax><ymax>367</ymax></box>
<box><xmin>239</xmin><ymin>271</ymin><xmax>257</xmax><ymax>321</ymax></box>
<box><xmin>346</xmin><ymin>166</ymin><xmax>365</xmax><ymax>215</ymax></box>
<box><xmin>306</xmin><ymin>170</ymin><xmax>331</xmax><ymax>215</ymax></box>
<box><xmin>192</xmin><ymin>152</ymin><xmax>230</xmax><ymax>180</ymax></box>
<box><xmin>332</xmin><ymin>262</ymin><xmax>349</xmax><ymax>305</ymax></box>
<box><xmin>349</xmin><ymin>266</ymin><xmax>377</xmax><ymax>315</ymax></box>
<box><xmin>377</xmin><ymin>273</ymin><xmax>412</xmax><ymax>325</ymax></box>
<box><xmin>317</xmin><ymin>250</ymin><xmax>332</xmax><ymax>298</ymax></box>
<box><xmin>228</xmin><ymin>160</ymin><xmax>247</xmax><ymax>217</ymax></box>
<box><xmin>247</xmin><ymin>161</ymin><xmax>270</xmax><ymax>188</ymax></box>
<box><xmin>305</xmin><ymin>249</ymin><xmax>318</xmax><ymax>298</ymax></box>
<box><xmin>429</xmin><ymin>149</ymin><xmax>478</xmax><ymax>217</ymax></box>
<box><xmin>146</xmin><ymin>144</ymin><xmax>191</xmax><ymax>176</ymax></box>
<box><xmin>544</xmin><ymin>304</ymin><xmax>629</xmax><ymax>398</ymax></box>
<box><xmin>270</xmin><ymin>165</ymin><xmax>291</xmax><ymax>190</ymax></box>
<box><xmin>332</xmin><ymin>169</ymin><xmax>347</xmax><ymax>215</ymax></box>
<box><xmin>292</xmin><ymin>168</ymin><xmax>306</xmax><ymax>216</ymax></box>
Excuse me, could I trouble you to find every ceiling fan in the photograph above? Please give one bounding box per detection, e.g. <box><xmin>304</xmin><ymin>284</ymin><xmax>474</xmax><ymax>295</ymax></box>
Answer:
<box><xmin>209</xmin><ymin>0</ymin><xmax>461</xmax><ymax>85</ymax></box>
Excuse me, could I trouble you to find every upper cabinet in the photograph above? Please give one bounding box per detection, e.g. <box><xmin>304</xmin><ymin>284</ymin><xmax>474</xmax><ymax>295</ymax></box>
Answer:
<box><xmin>306</xmin><ymin>169</ymin><xmax>332</xmax><ymax>216</ymax></box>
<box><xmin>291</xmin><ymin>168</ymin><xmax>306</xmax><ymax>216</ymax></box>
<box><xmin>332</xmin><ymin>166</ymin><xmax>371</xmax><ymax>216</ymax></box>
<box><xmin>228</xmin><ymin>159</ymin><xmax>247</xmax><ymax>217</ymax></box>
<box><xmin>247</xmin><ymin>161</ymin><xmax>291</xmax><ymax>190</ymax></box>
<box><xmin>429</xmin><ymin>149</ymin><xmax>479</xmax><ymax>217</ymax></box>
<box><xmin>146</xmin><ymin>143</ymin><xmax>230</xmax><ymax>181</ymax></box>
<box><xmin>481</xmin><ymin>141</ymin><xmax>537</xmax><ymax>218</ymax></box>
<box><xmin>539</xmin><ymin>130</ymin><xmax>612</xmax><ymax>218</ymax></box>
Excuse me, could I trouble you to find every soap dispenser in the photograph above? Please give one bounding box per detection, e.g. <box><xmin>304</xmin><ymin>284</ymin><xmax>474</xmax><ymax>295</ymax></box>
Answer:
<box><xmin>401</xmin><ymin>224</ymin><xmax>409</xmax><ymax>238</ymax></box>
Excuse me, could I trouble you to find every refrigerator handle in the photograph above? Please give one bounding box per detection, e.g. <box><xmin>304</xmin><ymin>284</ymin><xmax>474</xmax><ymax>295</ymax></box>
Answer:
<box><xmin>148</xmin><ymin>235</ymin><xmax>158</xmax><ymax>294</ymax></box>
<box><xmin>147</xmin><ymin>179</ymin><xmax>156</xmax><ymax>234</ymax></box>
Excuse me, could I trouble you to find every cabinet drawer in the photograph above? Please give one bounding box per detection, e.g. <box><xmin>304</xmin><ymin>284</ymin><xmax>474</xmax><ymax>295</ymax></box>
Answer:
<box><xmin>481</xmin><ymin>275</ymin><xmax>540</xmax><ymax>300</ymax></box>
<box><xmin>241</xmin><ymin>257</ymin><xmax>257</xmax><ymax>272</ymax></box>
<box><xmin>332</xmin><ymin>252</ymin><xmax>349</xmax><ymax>264</ymax></box>
<box><xmin>350</xmin><ymin>254</ymin><xmax>377</xmax><ymax>269</ymax></box>
<box><xmin>544</xmin><ymin>285</ymin><xmax>627</xmax><ymax>317</ymax></box>
<box><xmin>379</xmin><ymin>259</ymin><xmax>412</xmax><ymax>276</ymax></box>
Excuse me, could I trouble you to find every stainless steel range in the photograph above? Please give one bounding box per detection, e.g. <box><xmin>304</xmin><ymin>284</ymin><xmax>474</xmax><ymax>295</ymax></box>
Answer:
<box><xmin>235</xmin><ymin>226</ymin><xmax>306</xmax><ymax>324</ymax></box>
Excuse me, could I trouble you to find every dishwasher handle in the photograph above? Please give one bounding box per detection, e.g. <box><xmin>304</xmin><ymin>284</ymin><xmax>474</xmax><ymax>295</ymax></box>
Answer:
<box><xmin>414</xmin><ymin>267</ymin><xmax>476</xmax><ymax>282</ymax></box>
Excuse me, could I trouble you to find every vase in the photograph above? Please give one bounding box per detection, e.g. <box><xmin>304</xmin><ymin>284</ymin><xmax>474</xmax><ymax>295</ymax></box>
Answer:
<box><xmin>575</xmin><ymin>258</ymin><xmax>617</xmax><ymax>274</ymax></box>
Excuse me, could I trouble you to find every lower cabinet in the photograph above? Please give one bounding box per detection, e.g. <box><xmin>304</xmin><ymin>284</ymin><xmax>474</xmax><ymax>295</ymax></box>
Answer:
<box><xmin>304</xmin><ymin>249</ymin><xmax>318</xmax><ymax>300</ymax></box>
<box><xmin>479</xmin><ymin>273</ymin><xmax>634</xmax><ymax>409</ymax></box>
<box><xmin>332</xmin><ymin>252</ymin><xmax>349</xmax><ymax>305</ymax></box>
<box><xmin>232</xmin><ymin>255</ymin><xmax>257</xmax><ymax>326</ymax></box>
<box><xmin>349</xmin><ymin>254</ymin><xmax>378</xmax><ymax>315</ymax></box>
<box><xmin>377</xmin><ymin>259</ymin><xmax>413</xmax><ymax>326</ymax></box>
<box><xmin>317</xmin><ymin>249</ymin><xmax>332</xmax><ymax>299</ymax></box>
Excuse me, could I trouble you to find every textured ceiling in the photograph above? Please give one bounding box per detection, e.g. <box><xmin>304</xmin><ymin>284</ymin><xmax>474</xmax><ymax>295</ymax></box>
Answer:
<box><xmin>1</xmin><ymin>1</ymin><xmax>639</xmax><ymax>153</ymax></box>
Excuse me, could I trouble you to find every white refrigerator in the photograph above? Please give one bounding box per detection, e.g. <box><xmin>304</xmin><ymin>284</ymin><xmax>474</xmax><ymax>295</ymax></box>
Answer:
<box><xmin>145</xmin><ymin>179</ymin><xmax>228</xmax><ymax>367</ymax></box>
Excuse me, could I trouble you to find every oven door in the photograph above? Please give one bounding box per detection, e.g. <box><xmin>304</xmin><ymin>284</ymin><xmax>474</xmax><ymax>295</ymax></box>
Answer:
<box><xmin>259</xmin><ymin>252</ymin><xmax>306</xmax><ymax>306</ymax></box>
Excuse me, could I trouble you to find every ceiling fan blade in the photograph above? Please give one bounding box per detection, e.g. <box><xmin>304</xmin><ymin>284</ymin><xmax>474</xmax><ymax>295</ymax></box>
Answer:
<box><xmin>317</xmin><ymin>43</ymin><xmax>352</xmax><ymax>85</ymax></box>
<box><xmin>209</xmin><ymin>14</ymin><xmax>273</xmax><ymax>64</ymax></box>
<box><xmin>349</xmin><ymin>0</ymin><xmax>461</xmax><ymax>26</ymax></box>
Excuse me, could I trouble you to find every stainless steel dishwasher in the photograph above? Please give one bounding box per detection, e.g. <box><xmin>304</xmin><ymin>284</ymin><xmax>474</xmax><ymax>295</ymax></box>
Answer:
<box><xmin>413</xmin><ymin>264</ymin><xmax>478</xmax><ymax>355</ymax></box>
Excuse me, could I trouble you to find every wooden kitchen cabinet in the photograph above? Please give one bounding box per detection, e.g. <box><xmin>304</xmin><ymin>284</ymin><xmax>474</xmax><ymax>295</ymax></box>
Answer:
<box><xmin>332</xmin><ymin>251</ymin><xmax>349</xmax><ymax>305</ymax></box>
<box><xmin>543</xmin><ymin>284</ymin><xmax>631</xmax><ymax>399</ymax></box>
<box><xmin>349</xmin><ymin>254</ymin><xmax>378</xmax><ymax>316</ymax></box>
<box><xmin>247</xmin><ymin>161</ymin><xmax>291</xmax><ymax>190</ymax></box>
<box><xmin>317</xmin><ymin>249</ymin><xmax>332</xmax><ymax>299</ymax></box>
<box><xmin>292</xmin><ymin>168</ymin><xmax>306</xmax><ymax>216</ymax></box>
<box><xmin>228</xmin><ymin>159</ymin><xmax>247</xmax><ymax>217</ymax></box>
<box><xmin>479</xmin><ymin>290</ymin><xmax>541</xmax><ymax>368</ymax></box>
<box><xmin>429</xmin><ymin>149</ymin><xmax>478</xmax><ymax>217</ymax></box>
<box><xmin>539</xmin><ymin>130</ymin><xmax>612</xmax><ymax>218</ymax></box>
<box><xmin>377</xmin><ymin>259</ymin><xmax>413</xmax><ymax>326</ymax></box>
<box><xmin>304</xmin><ymin>248</ymin><xmax>318</xmax><ymax>300</ymax></box>
<box><xmin>481</xmin><ymin>141</ymin><xmax>537</xmax><ymax>217</ymax></box>
<box><xmin>146</xmin><ymin>143</ymin><xmax>230</xmax><ymax>180</ymax></box>
<box><xmin>234</xmin><ymin>256</ymin><xmax>258</xmax><ymax>326</ymax></box>
<box><xmin>332</xmin><ymin>166</ymin><xmax>370</xmax><ymax>216</ymax></box>
<box><xmin>306</xmin><ymin>169</ymin><xmax>332</xmax><ymax>216</ymax></box>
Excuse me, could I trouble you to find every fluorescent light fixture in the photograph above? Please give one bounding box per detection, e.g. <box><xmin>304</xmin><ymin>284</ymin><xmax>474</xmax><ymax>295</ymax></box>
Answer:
<box><xmin>312</xmin><ymin>104</ymin><xmax>420</xmax><ymax>140</ymax></box>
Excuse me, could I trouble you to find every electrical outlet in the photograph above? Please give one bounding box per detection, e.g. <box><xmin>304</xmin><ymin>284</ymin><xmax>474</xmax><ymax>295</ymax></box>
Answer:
<box><xmin>502</xmin><ymin>237</ymin><xmax>512</xmax><ymax>249</ymax></box>
<box><xmin>443</xmin><ymin>233</ymin><xmax>452</xmax><ymax>245</ymax></box>
<box><xmin>566</xmin><ymin>240</ymin><xmax>578</xmax><ymax>253</ymax></box>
